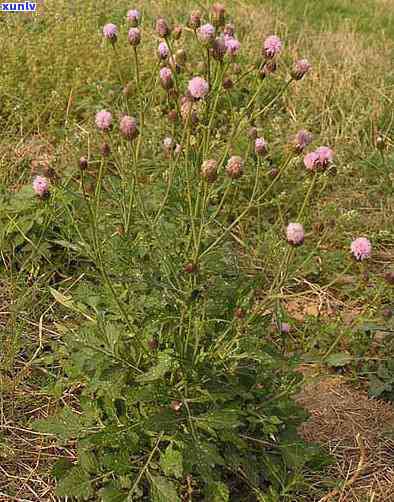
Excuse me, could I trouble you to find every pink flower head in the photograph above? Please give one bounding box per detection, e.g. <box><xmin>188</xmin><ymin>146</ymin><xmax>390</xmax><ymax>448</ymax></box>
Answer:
<box><xmin>188</xmin><ymin>76</ymin><xmax>209</xmax><ymax>99</ymax></box>
<box><xmin>120</xmin><ymin>115</ymin><xmax>138</xmax><ymax>139</ymax></box>
<box><xmin>95</xmin><ymin>110</ymin><xmax>113</xmax><ymax>131</ymax></box>
<box><xmin>294</xmin><ymin>129</ymin><xmax>313</xmax><ymax>153</ymax></box>
<box><xmin>303</xmin><ymin>151</ymin><xmax>318</xmax><ymax>170</ymax></box>
<box><xmin>198</xmin><ymin>23</ymin><xmax>215</xmax><ymax>45</ymax></box>
<box><xmin>127</xmin><ymin>9</ymin><xmax>140</xmax><ymax>26</ymax></box>
<box><xmin>128</xmin><ymin>27</ymin><xmax>141</xmax><ymax>46</ymax></box>
<box><xmin>226</xmin><ymin>156</ymin><xmax>244</xmax><ymax>179</ymax></box>
<box><xmin>255</xmin><ymin>137</ymin><xmax>268</xmax><ymax>155</ymax></box>
<box><xmin>280</xmin><ymin>322</ymin><xmax>290</xmax><ymax>334</ymax></box>
<box><xmin>201</xmin><ymin>159</ymin><xmax>218</xmax><ymax>183</ymax></box>
<box><xmin>225</xmin><ymin>37</ymin><xmax>241</xmax><ymax>56</ymax></box>
<box><xmin>156</xmin><ymin>17</ymin><xmax>170</xmax><ymax>38</ymax></box>
<box><xmin>286</xmin><ymin>223</ymin><xmax>304</xmax><ymax>245</ymax></box>
<box><xmin>33</xmin><ymin>176</ymin><xmax>50</xmax><ymax>197</ymax></box>
<box><xmin>103</xmin><ymin>23</ymin><xmax>118</xmax><ymax>42</ymax></box>
<box><xmin>315</xmin><ymin>146</ymin><xmax>334</xmax><ymax>168</ymax></box>
<box><xmin>263</xmin><ymin>35</ymin><xmax>282</xmax><ymax>58</ymax></box>
<box><xmin>351</xmin><ymin>237</ymin><xmax>372</xmax><ymax>261</ymax></box>
<box><xmin>160</xmin><ymin>67</ymin><xmax>173</xmax><ymax>90</ymax></box>
<box><xmin>292</xmin><ymin>59</ymin><xmax>312</xmax><ymax>80</ymax></box>
<box><xmin>158</xmin><ymin>42</ymin><xmax>169</xmax><ymax>59</ymax></box>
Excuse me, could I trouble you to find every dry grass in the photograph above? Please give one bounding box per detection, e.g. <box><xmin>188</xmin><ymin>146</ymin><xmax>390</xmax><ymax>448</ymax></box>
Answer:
<box><xmin>297</xmin><ymin>374</ymin><xmax>394</xmax><ymax>501</ymax></box>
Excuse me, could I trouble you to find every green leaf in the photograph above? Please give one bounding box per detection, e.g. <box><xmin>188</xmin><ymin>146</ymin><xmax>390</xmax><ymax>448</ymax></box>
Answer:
<box><xmin>33</xmin><ymin>407</ymin><xmax>94</xmax><ymax>441</ymax></box>
<box><xmin>160</xmin><ymin>445</ymin><xmax>183</xmax><ymax>479</ymax></box>
<box><xmin>149</xmin><ymin>474</ymin><xmax>180</xmax><ymax>502</ymax></box>
<box><xmin>207</xmin><ymin>481</ymin><xmax>230</xmax><ymax>502</ymax></box>
<box><xmin>325</xmin><ymin>352</ymin><xmax>352</xmax><ymax>367</ymax></box>
<box><xmin>56</xmin><ymin>466</ymin><xmax>93</xmax><ymax>499</ymax></box>
<box><xmin>99</xmin><ymin>482</ymin><xmax>127</xmax><ymax>502</ymax></box>
<box><xmin>136</xmin><ymin>350</ymin><xmax>177</xmax><ymax>383</ymax></box>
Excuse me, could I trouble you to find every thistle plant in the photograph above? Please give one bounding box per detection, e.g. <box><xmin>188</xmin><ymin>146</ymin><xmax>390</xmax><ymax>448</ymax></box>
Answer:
<box><xmin>1</xmin><ymin>3</ymin><xmax>379</xmax><ymax>501</ymax></box>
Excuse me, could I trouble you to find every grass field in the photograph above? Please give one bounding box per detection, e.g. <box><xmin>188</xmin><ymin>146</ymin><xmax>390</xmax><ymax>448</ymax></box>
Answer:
<box><xmin>0</xmin><ymin>0</ymin><xmax>393</xmax><ymax>500</ymax></box>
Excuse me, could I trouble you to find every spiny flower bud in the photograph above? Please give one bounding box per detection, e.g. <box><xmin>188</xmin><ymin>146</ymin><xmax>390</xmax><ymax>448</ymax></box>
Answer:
<box><xmin>156</xmin><ymin>17</ymin><xmax>170</xmax><ymax>38</ymax></box>
<box><xmin>212</xmin><ymin>37</ymin><xmax>226</xmax><ymax>61</ymax></box>
<box><xmin>168</xmin><ymin>110</ymin><xmax>178</xmax><ymax>122</ymax></box>
<box><xmin>170</xmin><ymin>400</ymin><xmax>183</xmax><ymax>412</ymax></box>
<box><xmin>376</xmin><ymin>135</ymin><xmax>386</xmax><ymax>151</ymax></box>
<box><xmin>33</xmin><ymin>175</ymin><xmax>50</xmax><ymax>198</ymax></box>
<box><xmin>259</xmin><ymin>61</ymin><xmax>277</xmax><ymax>79</ymax></box>
<box><xmin>175</xmin><ymin>48</ymin><xmax>187</xmax><ymax>66</ymax></box>
<box><xmin>212</xmin><ymin>3</ymin><xmax>226</xmax><ymax>27</ymax></box>
<box><xmin>100</xmin><ymin>142</ymin><xmax>111</xmax><ymax>157</ymax></box>
<box><xmin>233</xmin><ymin>63</ymin><xmax>242</xmax><ymax>74</ymax></box>
<box><xmin>188</xmin><ymin>10</ymin><xmax>201</xmax><ymax>30</ymax></box>
<box><xmin>79</xmin><ymin>157</ymin><xmax>88</xmax><ymax>170</ymax></box>
<box><xmin>148</xmin><ymin>339</ymin><xmax>158</xmax><ymax>350</ymax></box>
<box><xmin>286</xmin><ymin>223</ymin><xmax>304</xmax><ymax>246</ymax></box>
<box><xmin>384</xmin><ymin>272</ymin><xmax>394</xmax><ymax>285</ymax></box>
<box><xmin>235</xmin><ymin>307</ymin><xmax>246</xmax><ymax>319</ymax></box>
<box><xmin>128</xmin><ymin>27</ymin><xmax>141</xmax><ymax>46</ymax></box>
<box><xmin>201</xmin><ymin>159</ymin><xmax>218</xmax><ymax>183</ymax></box>
<box><xmin>223</xmin><ymin>23</ymin><xmax>235</xmax><ymax>37</ymax></box>
<box><xmin>172</xmin><ymin>25</ymin><xmax>182</xmax><ymax>40</ymax></box>
<box><xmin>123</xmin><ymin>81</ymin><xmax>134</xmax><ymax>96</ymax></box>
<box><xmin>223</xmin><ymin>77</ymin><xmax>233</xmax><ymax>90</ymax></box>
<box><xmin>292</xmin><ymin>59</ymin><xmax>311</xmax><ymax>80</ymax></box>
<box><xmin>248</xmin><ymin>127</ymin><xmax>258</xmax><ymax>140</ymax></box>
<box><xmin>184</xmin><ymin>262</ymin><xmax>198</xmax><ymax>274</ymax></box>
<box><xmin>226</xmin><ymin>156</ymin><xmax>244</xmax><ymax>179</ymax></box>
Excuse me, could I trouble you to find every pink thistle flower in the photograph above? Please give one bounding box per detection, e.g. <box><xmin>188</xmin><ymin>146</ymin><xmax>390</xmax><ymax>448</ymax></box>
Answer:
<box><xmin>294</xmin><ymin>130</ymin><xmax>313</xmax><ymax>153</ymax></box>
<box><xmin>33</xmin><ymin>176</ymin><xmax>50</xmax><ymax>197</ymax></box>
<box><xmin>351</xmin><ymin>237</ymin><xmax>372</xmax><ymax>261</ymax></box>
<box><xmin>103</xmin><ymin>23</ymin><xmax>118</xmax><ymax>42</ymax></box>
<box><xmin>160</xmin><ymin>67</ymin><xmax>173</xmax><ymax>90</ymax></box>
<box><xmin>303</xmin><ymin>151</ymin><xmax>318</xmax><ymax>171</ymax></box>
<box><xmin>292</xmin><ymin>59</ymin><xmax>312</xmax><ymax>80</ymax></box>
<box><xmin>255</xmin><ymin>137</ymin><xmax>268</xmax><ymax>155</ymax></box>
<box><xmin>163</xmin><ymin>136</ymin><xmax>174</xmax><ymax>150</ymax></box>
<box><xmin>128</xmin><ymin>27</ymin><xmax>141</xmax><ymax>46</ymax></box>
<box><xmin>286</xmin><ymin>223</ymin><xmax>304</xmax><ymax>246</ymax></box>
<box><xmin>280</xmin><ymin>322</ymin><xmax>290</xmax><ymax>334</ymax></box>
<box><xmin>226</xmin><ymin>156</ymin><xmax>244</xmax><ymax>179</ymax></box>
<box><xmin>197</xmin><ymin>23</ymin><xmax>215</xmax><ymax>46</ymax></box>
<box><xmin>263</xmin><ymin>35</ymin><xmax>282</xmax><ymax>58</ymax></box>
<box><xmin>315</xmin><ymin>146</ymin><xmax>334</xmax><ymax>168</ymax></box>
<box><xmin>95</xmin><ymin>110</ymin><xmax>112</xmax><ymax>131</ymax></box>
<box><xmin>225</xmin><ymin>37</ymin><xmax>241</xmax><ymax>57</ymax></box>
<box><xmin>156</xmin><ymin>17</ymin><xmax>170</xmax><ymax>38</ymax></box>
<box><xmin>127</xmin><ymin>9</ymin><xmax>140</xmax><ymax>27</ymax></box>
<box><xmin>120</xmin><ymin>115</ymin><xmax>138</xmax><ymax>139</ymax></box>
<box><xmin>188</xmin><ymin>76</ymin><xmax>209</xmax><ymax>99</ymax></box>
<box><xmin>158</xmin><ymin>42</ymin><xmax>169</xmax><ymax>59</ymax></box>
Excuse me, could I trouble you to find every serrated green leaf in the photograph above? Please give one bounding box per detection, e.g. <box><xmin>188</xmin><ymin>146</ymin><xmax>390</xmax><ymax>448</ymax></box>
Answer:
<box><xmin>160</xmin><ymin>445</ymin><xmax>183</xmax><ymax>479</ymax></box>
<box><xmin>149</xmin><ymin>473</ymin><xmax>180</xmax><ymax>502</ymax></box>
<box><xmin>136</xmin><ymin>350</ymin><xmax>177</xmax><ymax>383</ymax></box>
<box><xmin>99</xmin><ymin>482</ymin><xmax>127</xmax><ymax>502</ymax></box>
<box><xmin>207</xmin><ymin>481</ymin><xmax>230</xmax><ymax>502</ymax></box>
<box><xmin>33</xmin><ymin>407</ymin><xmax>94</xmax><ymax>441</ymax></box>
<box><xmin>56</xmin><ymin>466</ymin><xmax>93</xmax><ymax>500</ymax></box>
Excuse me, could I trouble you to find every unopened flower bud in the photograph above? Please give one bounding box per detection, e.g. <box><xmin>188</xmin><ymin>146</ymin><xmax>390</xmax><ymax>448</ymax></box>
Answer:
<box><xmin>248</xmin><ymin>127</ymin><xmax>258</xmax><ymax>140</ymax></box>
<box><xmin>123</xmin><ymin>81</ymin><xmax>134</xmax><ymax>96</ymax></box>
<box><xmin>79</xmin><ymin>157</ymin><xmax>88</xmax><ymax>170</ymax></box>
<box><xmin>184</xmin><ymin>262</ymin><xmax>198</xmax><ymax>274</ymax></box>
<box><xmin>100</xmin><ymin>143</ymin><xmax>111</xmax><ymax>157</ymax></box>
<box><xmin>160</xmin><ymin>67</ymin><xmax>173</xmax><ymax>90</ymax></box>
<box><xmin>188</xmin><ymin>10</ymin><xmax>201</xmax><ymax>30</ymax></box>
<box><xmin>212</xmin><ymin>37</ymin><xmax>226</xmax><ymax>61</ymax></box>
<box><xmin>291</xmin><ymin>59</ymin><xmax>311</xmax><ymax>80</ymax></box>
<box><xmin>201</xmin><ymin>159</ymin><xmax>218</xmax><ymax>183</ymax></box>
<box><xmin>223</xmin><ymin>23</ymin><xmax>235</xmax><ymax>37</ymax></box>
<box><xmin>175</xmin><ymin>48</ymin><xmax>187</xmax><ymax>66</ymax></box>
<box><xmin>376</xmin><ymin>135</ymin><xmax>385</xmax><ymax>151</ymax></box>
<box><xmin>212</xmin><ymin>3</ymin><xmax>226</xmax><ymax>27</ymax></box>
<box><xmin>170</xmin><ymin>400</ymin><xmax>183</xmax><ymax>412</ymax></box>
<box><xmin>168</xmin><ymin>110</ymin><xmax>178</xmax><ymax>122</ymax></box>
<box><xmin>255</xmin><ymin>137</ymin><xmax>268</xmax><ymax>155</ymax></box>
<box><xmin>235</xmin><ymin>307</ymin><xmax>246</xmax><ymax>319</ymax></box>
<box><xmin>172</xmin><ymin>25</ymin><xmax>182</xmax><ymax>40</ymax></box>
<box><xmin>384</xmin><ymin>272</ymin><xmax>394</xmax><ymax>285</ymax></box>
<box><xmin>148</xmin><ymin>339</ymin><xmax>158</xmax><ymax>350</ymax></box>
<box><xmin>223</xmin><ymin>77</ymin><xmax>233</xmax><ymax>90</ymax></box>
<box><xmin>128</xmin><ymin>27</ymin><xmax>141</xmax><ymax>46</ymax></box>
<box><xmin>226</xmin><ymin>156</ymin><xmax>244</xmax><ymax>179</ymax></box>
